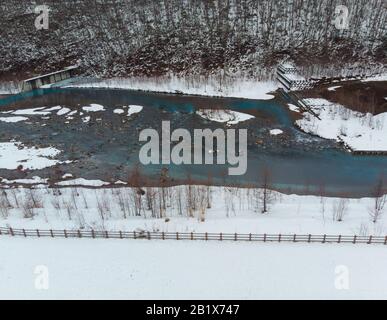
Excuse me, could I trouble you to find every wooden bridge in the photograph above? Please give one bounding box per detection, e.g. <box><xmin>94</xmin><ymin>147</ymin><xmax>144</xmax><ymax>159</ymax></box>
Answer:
<box><xmin>276</xmin><ymin>63</ymin><xmax>316</xmax><ymax>91</ymax></box>
<box><xmin>21</xmin><ymin>66</ymin><xmax>78</xmax><ymax>92</ymax></box>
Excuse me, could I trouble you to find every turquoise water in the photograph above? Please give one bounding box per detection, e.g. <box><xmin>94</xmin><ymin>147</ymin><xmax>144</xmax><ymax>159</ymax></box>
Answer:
<box><xmin>0</xmin><ymin>87</ymin><xmax>386</xmax><ymax>197</ymax></box>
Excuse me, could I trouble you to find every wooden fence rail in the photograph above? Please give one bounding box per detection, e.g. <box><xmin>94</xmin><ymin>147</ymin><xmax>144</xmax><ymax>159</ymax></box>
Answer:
<box><xmin>0</xmin><ymin>227</ymin><xmax>386</xmax><ymax>245</ymax></box>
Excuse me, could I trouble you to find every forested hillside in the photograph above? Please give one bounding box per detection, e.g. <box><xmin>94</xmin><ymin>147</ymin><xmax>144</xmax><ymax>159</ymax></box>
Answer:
<box><xmin>0</xmin><ymin>0</ymin><xmax>386</xmax><ymax>81</ymax></box>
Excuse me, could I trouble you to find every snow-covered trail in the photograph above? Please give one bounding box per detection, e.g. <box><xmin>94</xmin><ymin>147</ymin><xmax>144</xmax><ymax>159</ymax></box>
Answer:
<box><xmin>0</xmin><ymin>237</ymin><xmax>386</xmax><ymax>299</ymax></box>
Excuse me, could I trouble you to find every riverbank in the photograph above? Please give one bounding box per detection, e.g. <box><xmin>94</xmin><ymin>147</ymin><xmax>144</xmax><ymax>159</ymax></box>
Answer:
<box><xmin>0</xmin><ymin>184</ymin><xmax>386</xmax><ymax>236</ymax></box>
<box><xmin>65</xmin><ymin>75</ymin><xmax>279</xmax><ymax>100</ymax></box>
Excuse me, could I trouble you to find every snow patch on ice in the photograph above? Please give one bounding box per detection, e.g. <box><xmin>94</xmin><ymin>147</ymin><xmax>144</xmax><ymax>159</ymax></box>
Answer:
<box><xmin>114</xmin><ymin>109</ymin><xmax>125</xmax><ymax>114</ymax></box>
<box><xmin>0</xmin><ymin>116</ymin><xmax>28</xmax><ymax>123</ymax></box>
<box><xmin>82</xmin><ymin>104</ymin><xmax>105</xmax><ymax>112</ymax></box>
<box><xmin>127</xmin><ymin>105</ymin><xmax>143</xmax><ymax>117</ymax></box>
<box><xmin>196</xmin><ymin>109</ymin><xmax>254</xmax><ymax>125</ymax></box>
<box><xmin>270</xmin><ymin>129</ymin><xmax>283</xmax><ymax>135</ymax></box>
<box><xmin>0</xmin><ymin>142</ymin><xmax>62</xmax><ymax>170</ymax></box>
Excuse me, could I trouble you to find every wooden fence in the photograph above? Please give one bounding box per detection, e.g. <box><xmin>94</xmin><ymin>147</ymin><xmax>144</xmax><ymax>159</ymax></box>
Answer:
<box><xmin>0</xmin><ymin>227</ymin><xmax>386</xmax><ymax>245</ymax></box>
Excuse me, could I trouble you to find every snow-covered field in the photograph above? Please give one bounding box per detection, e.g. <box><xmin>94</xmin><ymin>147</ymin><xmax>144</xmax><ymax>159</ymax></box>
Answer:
<box><xmin>0</xmin><ymin>184</ymin><xmax>386</xmax><ymax>236</ymax></box>
<box><xmin>66</xmin><ymin>76</ymin><xmax>278</xmax><ymax>100</ymax></box>
<box><xmin>296</xmin><ymin>98</ymin><xmax>387</xmax><ymax>151</ymax></box>
<box><xmin>0</xmin><ymin>237</ymin><xmax>386</xmax><ymax>299</ymax></box>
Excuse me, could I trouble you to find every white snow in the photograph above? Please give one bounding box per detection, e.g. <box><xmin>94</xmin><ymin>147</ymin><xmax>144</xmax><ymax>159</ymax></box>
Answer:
<box><xmin>0</xmin><ymin>176</ymin><xmax>48</xmax><ymax>184</ymax></box>
<box><xmin>288</xmin><ymin>103</ymin><xmax>300</xmax><ymax>112</ymax></box>
<box><xmin>0</xmin><ymin>116</ymin><xmax>28</xmax><ymax>123</ymax></box>
<box><xmin>270</xmin><ymin>129</ymin><xmax>283</xmax><ymax>135</ymax></box>
<box><xmin>113</xmin><ymin>109</ymin><xmax>125</xmax><ymax>114</ymax></box>
<box><xmin>0</xmin><ymin>142</ymin><xmax>62</xmax><ymax>170</ymax></box>
<box><xmin>11</xmin><ymin>108</ymin><xmax>51</xmax><ymax>116</ymax></box>
<box><xmin>82</xmin><ymin>104</ymin><xmax>105</xmax><ymax>112</ymax></box>
<box><xmin>67</xmin><ymin>76</ymin><xmax>277</xmax><ymax>100</ymax></box>
<box><xmin>0</xmin><ymin>237</ymin><xmax>386</xmax><ymax>299</ymax></box>
<box><xmin>196</xmin><ymin>109</ymin><xmax>254</xmax><ymax>125</ymax></box>
<box><xmin>82</xmin><ymin>116</ymin><xmax>91</xmax><ymax>123</ymax></box>
<box><xmin>127</xmin><ymin>105</ymin><xmax>143</xmax><ymax>117</ymax></box>
<box><xmin>57</xmin><ymin>107</ymin><xmax>71</xmax><ymax>116</ymax></box>
<box><xmin>55</xmin><ymin>178</ymin><xmax>110</xmax><ymax>187</ymax></box>
<box><xmin>44</xmin><ymin>106</ymin><xmax>62</xmax><ymax>112</ymax></box>
<box><xmin>296</xmin><ymin>98</ymin><xmax>387</xmax><ymax>151</ymax></box>
<box><xmin>361</xmin><ymin>74</ymin><xmax>387</xmax><ymax>82</ymax></box>
<box><xmin>328</xmin><ymin>85</ymin><xmax>342</xmax><ymax>91</ymax></box>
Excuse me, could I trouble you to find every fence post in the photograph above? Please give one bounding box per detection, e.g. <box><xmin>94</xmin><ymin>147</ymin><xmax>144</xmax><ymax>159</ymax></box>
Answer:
<box><xmin>23</xmin><ymin>229</ymin><xmax>26</xmax><ymax>237</ymax></box>
<box><xmin>338</xmin><ymin>235</ymin><xmax>341</xmax><ymax>243</ymax></box>
<box><xmin>133</xmin><ymin>231</ymin><xmax>136</xmax><ymax>239</ymax></box>
<box><xmin>368</xmin><ymin>235</ymin><xmax>372</xmax><ymax>244</ymax></box>
<box><xmin>249</xmin><ymin>233</ymin><xmax>252</xmax><ymax>241</ymax></box>
<box><xmin>176</xmin><ymin>232</ymin><xmax>179</xmax><ymax>240</ymax></box>
<box><xmin>147</xmin><ymin>232</ymin><xmax>151</xmax><ymax>240</ymax></box>
<box><xmin>64</xmin><ymin>230</ymin><xmax>67</xmax><ymax>238</ymax></box>
<box><xmin>162</xmin><ymin>232</ymin><xmax>165</xmax><ymax>240</ymax></box>
<box><xmin>190</xmin><ymin>232</ymin><xmax>193</xmax><ymax>240</ymax></box>
<box><xmin>353</xmin><ymin>235</ymin><xmax>357</xmax><ymax>244</ymax></box>
<box><xmin>50</xmin><ymin>229</ymin><xmax>54</xmax><ymax>238</ymax></box>
<box><xmin>205</xmin><ymin>233</ymin><xmax>208</xmax><ymax>241</ymax></box>
<box><xmin>385</xmin><ymin>236</ymin><xmax>387</xmax><ymax>245</ymax></box>
<box><xmin>119</xmin><ymin>231</ymin><xmax>122</xmax><ymax>239</ymax></box>
<box><xmin>308</xmin><ymin>234</ymin><xmax>311</xmax><ymax>243</ymax></box>
<box><xmin>322</xmin><ymin>234</ymin><xmax>326</xmax><ymax>243</ymax></box>
<box><xmin>9</xmin><ymin>227</ymin><xmax>14</xmax><ymax>236</ymax></box>
<box><xmin>234</xmin><ymin>233</ymin><xmax>237</xmax><ymax>241</ymax></box>
<box><xmin>264</xmin><ymin>234</ymin><xmax>266</xmax><ymax>242</ymax></box>
<box><xmin>105</xmin><ymin>231</ymin><xmax>109</xmax><ymax>239</ymax></box>
<box><xmin>91</xmin><ymin>229</ymin><xmax>95</xmax><ymax>239</ymax></box>
<box><xmin>36</xmin><ymin>229</ymin><xmax>40</xmax><ymax>238</ymax></box>
<box><xmin>278</xmin><ymin>234</ymin><xmax>281</xmax><ymax>242</ymax></box>
<box><xmin>293</xmin><ymin>234</ymin><xmax>296</xmax><ymax>242</ymax></box>
<box><xmin>78</xmin><ymin>230</ymin><xmax>82</xmax><ymax>238</ymax></box>
<box><xmin>220</xmin><ymin>233</ymin><xmax>222</xmax><ymax>241</ymax></box>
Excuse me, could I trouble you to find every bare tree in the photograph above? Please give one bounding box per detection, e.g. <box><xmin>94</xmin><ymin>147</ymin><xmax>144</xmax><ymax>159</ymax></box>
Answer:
<box><xmin>369</xmin><ymin>179</ymin><xmax>386</xmax><ymax>223</ymax></box>
<box><xmin>259</xmin><ymin>167</ymin><xmax>275</xmax><ymax>214</ymax></box>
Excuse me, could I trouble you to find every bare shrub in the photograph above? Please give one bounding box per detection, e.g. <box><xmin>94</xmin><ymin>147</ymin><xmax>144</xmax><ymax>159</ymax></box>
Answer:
<box><xmin>369</xmin><ymin>179</ymin><xmax>386</xmax><ymax>223</ymax></box>
<box><xmin>332</xmin><ymin>198</ymin><xmax>349</xmax><ymax>222</ymax></box>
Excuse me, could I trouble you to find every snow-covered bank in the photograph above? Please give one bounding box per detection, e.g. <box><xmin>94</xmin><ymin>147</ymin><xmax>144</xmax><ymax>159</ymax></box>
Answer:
<box><xmin>0</xmin><ymin>82</ymin><xmax>20</xmax><ymax>94</ymax></box>
<box><xmin>296</xmin><ymin>98</ymin><xmax>387</xmax><ymax>151</ymax></box>
<box><xmin>0</xmin><ymin>237</ymin><xmax>386</xmax><ymax>299</ymax></box>
<box><xmin>66</xmin><ymin>76</ymin><xmax>278</xmax><ymax>100</ymax></box>
<box><xmin>0</xmin><ymin>184</ymin><xmax>386</xmax><ymax>236</ymax></box>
